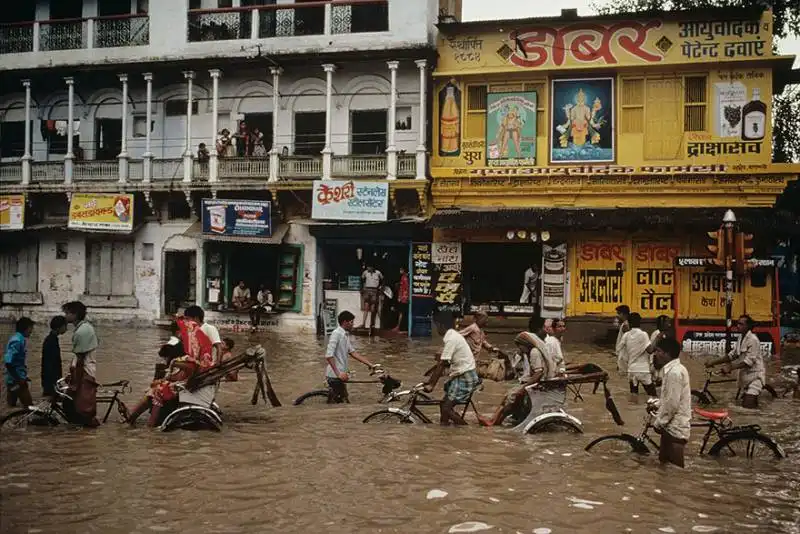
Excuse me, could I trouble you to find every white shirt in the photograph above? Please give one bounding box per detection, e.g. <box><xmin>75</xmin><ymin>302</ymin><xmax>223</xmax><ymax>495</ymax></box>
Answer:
<box><xmin>544</xmin><ymin>335</ymin><xmax>566</xmax><ymax>376</ymax></box>
<box><xmin>257</xmin><ymin>291</ymin><xmax>274</xmax><ymax>306</ymax></box>
<box><xmin>440</xmin><ymin>329</ymin><xmax>476</xmax><ymax>377</ymax></box>
<box><xmin>362</xmin><ymin>270</ymin><xmax>383</xmax><ymax>289</ymax></box>
<box><xmin>619</xmin><ymin>328</ymin><xmax>652</xmax><ymax>374</ymax></box>
<box><xmin>653</xmin><ymin>358</ymin><xmax>692</xmax><ymax>441</ymax></box>
<box><xmin>731</xmin><ymin>330</ymin><xmax>765</xmax><ymax>390</ymax></box>
<box><xmin>201</xmin><ymin>323</ymin><xmax>221</xmax><ymax>346</ymax></box>
<box><xmin>233</xmin><ymin>286</ymin><xmax>251</xmax><ymax>301</ymax></box>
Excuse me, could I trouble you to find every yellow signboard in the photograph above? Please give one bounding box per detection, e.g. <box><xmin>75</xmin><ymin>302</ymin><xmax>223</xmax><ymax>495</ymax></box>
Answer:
<box><xmin>0</xmin><ymin>194</ymin><xmax>25</xmax><ymax>230</ymax></box>
<box><xmin>574</xmin><ymin>240</ymin><xmax>629</xmax><ymax>316</ymax></box>
<box><xmin>678</xmin><ymin>269</ymin><xmax>773</xmax><ymax>322</ymax></box>
<box><xmin>436</xmin><ymin>12</ymin><xmax>773</xmax><ymax>75</ymax></box>
<box><xmin>68</xmin><ymin>193</ymin><xmax>134</xmax><ymax>233</ymax></box>
<box><xmin>632</xmin><ymin>242</ymin><xmax>680</xmax><ymax>318</ymax></box>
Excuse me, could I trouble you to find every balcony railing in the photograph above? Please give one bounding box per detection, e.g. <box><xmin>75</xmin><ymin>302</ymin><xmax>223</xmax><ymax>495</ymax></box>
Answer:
<box><xmin>31</xmin><ymin>162</ymin><xmax>65</xmax><ymax>182</ymax></box>
<box><xmin>188</xmin><ymin>0</ymin><xmax>388</xmax><ymax>43</ymax></box>
<box><xmin>128</xmin><ymin>159</ymin><xmax>144</xmax><ymax>181</ymax></box>
<box><xmin>152</xmin><ymin>159</ymin><xmax>184</xmax><ymax>181</ymax></box>
<box><xmin>218</xmin><ymin>157</ymin><xmax>270</xmax><ymax>179</ymax></box>
<box><xmin>332</xmin><ymin>155</ymin><xmax>386</xmax><ymax>177</ymax></box>
<box><xmin>279</xmin><ymin>156</ymin><xmax>322</xmax><ymax>179</ymax></box>
<box><xmin>0</xmin><ymin>14</ymin><xmax>149</xmax><ymax>54</ymax></box>
<box><xmin>73</xmin><ymin>161</ymin><xmax>119</xmax><ymax>181</ymax></box>
<box><xmin>0</xmin><ymin>163</ymin><xmax>23</xmax><ymax>183</ymax></box>
<box><xmin>398</xmin><ymin>154</ymin><xmax>416</xmax><ymax>178</ymax></box>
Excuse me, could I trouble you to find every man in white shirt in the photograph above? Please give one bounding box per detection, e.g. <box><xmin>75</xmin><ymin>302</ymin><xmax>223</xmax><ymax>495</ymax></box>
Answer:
<box><xmin>614</xmin><ymin>304</ymin><xmax>631</xmax><ymax>359</ymax></box>
<box><xmin>359</xmin><ymin>265</ymin><xmax>383</xmax><ymax>329</ymax></box>
<box><xmin>185</xmin><ymin>305</ymin><xmax>222</xmax><ymax>364</ymax></box>
<box><xmin>231</xmin><ymin>280</ymin><xmax>251</xmax><ymax>311</ymax></box>
<box><xmin>705</xmin><ymin>314</ymin><xmax>765</xmax><ymax>409</ymax></box>
<box><xmin>618</xmin><ymin>312</ymin><xmax>657</xmax><ymax>396</ymax></box>
<box><xmin>650</xmin><ymin>336</ymin><xmax>691</xmax><ymax>468</ymax></box>
<box><xmin>424</xmin><ymin>312</ymin><xmax>479</xmax><ymax>425</ymax></box>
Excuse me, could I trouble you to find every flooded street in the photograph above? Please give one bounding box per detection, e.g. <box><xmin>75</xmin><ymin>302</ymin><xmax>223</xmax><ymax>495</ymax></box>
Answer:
<box><xmin>1</xmin><ymin>325</ymin><xmax>799</xmax><ymax>534</ymax></box>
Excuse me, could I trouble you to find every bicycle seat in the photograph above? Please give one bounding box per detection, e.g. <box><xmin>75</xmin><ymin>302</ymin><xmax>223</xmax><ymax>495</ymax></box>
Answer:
<box><xmin>693</xmin><ymin>407</ymin><xmax>728</xmax><ymax>421</ymax></box>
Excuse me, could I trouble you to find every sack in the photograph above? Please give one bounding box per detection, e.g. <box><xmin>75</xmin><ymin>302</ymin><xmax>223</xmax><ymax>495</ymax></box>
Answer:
<box><xmin>477</xmin><ymin>358</ymin><xmax>507</xmax><ymax>382</ymax></box>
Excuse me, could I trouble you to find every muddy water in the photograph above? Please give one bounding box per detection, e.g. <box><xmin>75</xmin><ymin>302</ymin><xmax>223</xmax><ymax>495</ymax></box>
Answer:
<box><xmin>1</xmin><ymin>325</ymin><xmax>798</xmax><ymax>534</ymax></box>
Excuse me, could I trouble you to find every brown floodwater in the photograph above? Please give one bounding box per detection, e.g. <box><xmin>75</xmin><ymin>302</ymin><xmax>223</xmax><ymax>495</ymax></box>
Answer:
<box><xmin>1</xmin><ymin>325</ymin><xmax>798</xmax><ymax>534</ymax></box>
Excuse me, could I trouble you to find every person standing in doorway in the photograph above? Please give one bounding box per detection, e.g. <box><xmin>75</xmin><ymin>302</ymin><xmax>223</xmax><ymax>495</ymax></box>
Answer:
<box><xmin>705</xmin><ymin>314</ymin><xmax>765</xmax><ymax>409</ymax></box>
<box><xmin>324</xmin><ymin>311</ymin><xmax>377</xmax><ymax>403</ymax></box>
<box><xmin>360</xmin><ymin>264</ymin><xmax>383</xmax><ymax>329</ymax></box>
<box><xmin>519</xmin><ymin>263</ymin><xmax>540</xmax><ymax>306</ymax></box>
<box><xmin>62</xmin><ymin>301</ymin><xmax>100</xmax><ymax>427</ymax></box>
<box><xmin>618</xmin><ymin>312</ymin><xmax>657</xmax><ymax>396</ymax></box>
<box><xmin>41</xmin><ymin>315</ymin><xmax>68</xmax><ymax>397</ymax></box>
<box><xmin>649</xmin><ymin>336</ymin><xmax>691</xmax><ymax>468</ymax></box>
<box><xmin>393</xmin><ymin>266</ymin><xmax>410</xmax><ymax>333</ymax></box>
<box><xmin>4</xmin><ymin>317</ymin><xmax>34</xmax><ymax>408</ymax></box>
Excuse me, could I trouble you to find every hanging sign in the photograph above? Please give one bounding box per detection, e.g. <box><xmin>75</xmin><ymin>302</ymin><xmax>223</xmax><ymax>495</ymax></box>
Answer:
<box><xmin>412</xmin><ymin>243</ymin><xmax>433</xmax><ymax>298</ymax></box>
<box><xmin>68</xmin><ymin>193</ymin><xmax>134</xmax><ymax>233</ymax></box>
<box><xmin>541</xmin><ymin>243</ymin><xmax>567</xmax><ymax>318</ymax></box>
<box><xmin>201</xmin><ymin>199</ymin><xmax>272</xmax><ymax>237</ymax></box>
<box><xmin>312</xmin><ymin>180</ymin><xmax>389</xmax><ymax>222</ymax></box>
<box><xmin>432</xmin><ymin>242</ymin><xmax>462</xmax><ymax>264</ymax></box>
<box><xmin>0</xmin><ymin>195</ymin><xmax>25</xmax><ymax>230</ymax></box>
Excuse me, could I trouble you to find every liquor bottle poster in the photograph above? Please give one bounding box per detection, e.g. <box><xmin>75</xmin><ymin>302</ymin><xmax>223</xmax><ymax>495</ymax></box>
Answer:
<box><xmin>714</xmin><ymin>80</ymin><xmax>766</xmax><ymax>142</ymax></box>
<box><xmin>485</xmin><ymin>91</ymin><xmax>537</xmax><ymax>165</ymax></box>
<box><xmin>550</xmin><ymin>77</ymin><xmax>615</xmax><ymax>163</ymax></box>
<box><xmin>438</xmin><ymin>79</ymin><xmax>462</xmax><ymax>157</ymax></box>
<box><xmin>540</xmin><ymin>243</ymin><xmax>567</xmax><ymax>318</ymax></box>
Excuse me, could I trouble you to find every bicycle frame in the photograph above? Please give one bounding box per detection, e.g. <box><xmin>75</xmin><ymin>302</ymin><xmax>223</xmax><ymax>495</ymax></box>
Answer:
<box><xmin>634</xmin><ymin>414</ymin><xmax>731</xmax><ymax>455</ymax></box>
<box><xmin>393</xmin><ymin>389</ymin><xmax>479</xmax><ymax>424</ymax></box>
<box><xmin>696</xmin><ymin>371</ymin><xmax>738</xmax><ymax>404</ymax></box>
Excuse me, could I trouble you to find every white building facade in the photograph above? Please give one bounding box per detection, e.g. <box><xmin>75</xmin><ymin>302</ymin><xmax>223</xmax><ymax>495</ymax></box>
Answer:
<box><xmin>0</xmin><ymin>0</ymin><xmax>443</xmax><ymax>330</ymax></box>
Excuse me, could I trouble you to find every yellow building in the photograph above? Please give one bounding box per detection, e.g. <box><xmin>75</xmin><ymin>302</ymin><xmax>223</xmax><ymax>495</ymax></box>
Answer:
<box><xmin>428</xmin><ymin>7</ymin><xmax>799</xmax><ymax>329</ymax></box>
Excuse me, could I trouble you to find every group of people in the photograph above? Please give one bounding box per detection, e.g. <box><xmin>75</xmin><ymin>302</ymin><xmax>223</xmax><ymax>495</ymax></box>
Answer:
<box><xmin>358</xmin><ymin>264</ymin><xmax>410</xmax><ymax>332</ymax></box>
<box><xmin>196</xmin><ymin>122</ymin><xmax>269</xmax><ymax>162</ymax></box>
<box><xmin>230</xmin><ymin>281</ymin><xmax>276</xmax><ymax>332</ymax></box>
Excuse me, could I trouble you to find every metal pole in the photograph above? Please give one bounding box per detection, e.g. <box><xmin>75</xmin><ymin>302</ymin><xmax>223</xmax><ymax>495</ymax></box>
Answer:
<box><xmin>723</xmin><ymin>209</ymin><xmax>736</xmax><ymax>356</ymax></box>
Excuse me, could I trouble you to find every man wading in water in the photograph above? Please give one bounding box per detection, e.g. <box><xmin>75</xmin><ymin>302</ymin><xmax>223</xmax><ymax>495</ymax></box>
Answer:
<box><xmin>62</xmin><ymin>301</ymin><xmax>100</xmax><ymax>427</ymax></box>
<box><xmin>324</xmin><ymin>310</ymin><xmax>376</xmax><ymax>403</ymax></box>
<box><xmin>705</xmin><ymin>314</ymin><xmax>766</xmax><ymax>409</ymax></box>
<box><xmin>424</xmin><ymin>312</ymin><xmax>479</xmax><ymax>425</ymax></box>
<box><xmin>649</xmin><ymin>337</ymin><xmax>691</xmax><ymax>468</ymax></box>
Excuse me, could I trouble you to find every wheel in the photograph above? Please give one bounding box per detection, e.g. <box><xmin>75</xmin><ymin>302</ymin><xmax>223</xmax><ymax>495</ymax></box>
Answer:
<box><xmin>691</xmin><ymin>390</ymin><xmax>712</xmax><ymax>406</ymax></box>
<box><xmin>529</xmin><ymin>418</ymin><xmax>583</xmax><ymax>434</ymax></box>
<box><xmin>585</xmin><ymin>434</ymin><xmax>650</xmax><ymax>455</ymax></box>
<box><xmin>160</xmin><ymin>407</ymin><xmax>222</xmax><ymax>432</ymax></box>
<box><xmin>293</xmin><ymin>390</ymin><xmax>331</xmax><ymax>406</ymax></box>
<box><xmin>708</xmin><ymin>433</ymin><xmax>786</xmax><ymax>460</ymax></box>
<box><xmin>0</xmin><ymin>408</ymin><xmax>60</xmax><ymax>430</ymax></box>
<box><xmin>362</xmin><ymin>409</ymin><xmax>414</xmax><ymax>424</ymax></box>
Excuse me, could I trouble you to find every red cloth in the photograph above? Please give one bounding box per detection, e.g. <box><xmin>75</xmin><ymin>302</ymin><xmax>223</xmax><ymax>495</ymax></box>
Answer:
<box><xmin>398</xmin><ymin>273</ymin><xmax>410</xmax><ymax>304</ymax></box>
<box><xmin>152</xmin><ymin>318</ymin><xmax>214</xmax><ymax>406</ymax></box>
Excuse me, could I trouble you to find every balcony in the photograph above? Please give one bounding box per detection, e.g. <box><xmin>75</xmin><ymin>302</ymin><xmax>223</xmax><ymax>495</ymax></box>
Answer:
<box><xmin>0</xmin><ymin>163</ymin><xmax>22</xmax><ymax>183</ymax></box>
<box><xmin>187</xmin><ymin>0</ymin><xmax>388</xmax><ymax>43</ymax></box>
<box><xmin>0</xmin><ymin>14</ymin><xmax>149</xmax><ymax>54</ymax></box>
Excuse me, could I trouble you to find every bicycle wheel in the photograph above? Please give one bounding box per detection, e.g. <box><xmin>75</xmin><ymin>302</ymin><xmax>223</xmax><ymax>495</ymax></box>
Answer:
<box><xmin>362</xmin><ymin>409</ymin><xmax>415</xmax><ymax>424</ymax></box>
<box><xmin>708</xmin><ymin>433</ymin><xmax>786</xmax><ymax>460</ymax></box>
<box><xmin>584</xmin><ymin>434</ymin><xmax>650</xmax><ymax>455</ymax></box>
<box><xmin>530</xmin><ymin>418</ymin><xmax>583</xmax><ymax>434</ymax></box>
<box><xmin>691</xmin><ymin>390</ymin><xmax>712</xmax><ymax>406</ymax></box>
<box><xmin>0</xmin><ymin>409</ymin><xmax>60</xmax><ymax>430</ymax></box>
<box><xmin>293</xmin><ymin>390</ymin><xmax>330</xmax><ymax>406</ymax></box>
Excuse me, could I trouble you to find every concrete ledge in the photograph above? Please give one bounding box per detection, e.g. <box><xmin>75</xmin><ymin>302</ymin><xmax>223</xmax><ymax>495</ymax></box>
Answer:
<box><xmin>0</xmin><ymin>292</ymin><xmax>44</xmax><ymax>306</ymax></box>
<box><xmin>80</xmin><ymin>294</ymin><xmax>140</xmax><ymax>309</ymax></box>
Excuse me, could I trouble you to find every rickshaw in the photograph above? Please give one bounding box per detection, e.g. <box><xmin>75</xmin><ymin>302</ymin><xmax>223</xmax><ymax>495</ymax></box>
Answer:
<box><xmin>158</xmin><ymin>345</ymin><xmax>281</xmax><ymax>431</ymax></box>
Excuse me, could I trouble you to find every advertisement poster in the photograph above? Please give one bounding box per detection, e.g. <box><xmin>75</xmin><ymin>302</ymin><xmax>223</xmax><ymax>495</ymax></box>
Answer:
<box><xmin>714</xmin><ymin>79</ymin><xmax>766</xmax><ymax>141</ymax></box>
<box><xmin>412</xmin><ymin>243</ymin><xmax>433</xmax><ymax>298</ymax></box>
<box><xmin>438</xmin><ymin>80</ymin><xmax>462</xmax><ymax>157</ymax></box>
<box><xmin>681</xmin><ymin>330</ymin><xmax>774</xmax><ymax>358</ymax></box>
<box><xmin>486</xmin><ymin>91</ymin><xmax>537</xmax><ymax>166</ymax></box>
<box><xmin>312</xmin><ymin>180</ymin><xmax>388</xmax><ymax>222</ymax></box>
<box><xmin>575</xmin><ymin>241</ymin><xmax>628</xmax><ymax>315</ymax></box>
<box><xmin>432</xmin><ymin>242</ymin><xmax>462</xmax><ymax>265</ymax></box>
<box><xmin>0</xmin><ymin>195</ymin><xmax>25</xmax><ymax>230</ymax></box>
<box><xmin>550</xmin><ymin>77</ymin><xmax>615</xmax><ymax>163</ymax></box>
<box><xmin>201</xmin><ymin>199</ymin><xmax>271</xmax><ymax>237</ymax></box>
<box><xmin>68</xmin><ymin>193</ymin><xmax>133</xmax><ymax>233</ymax></box>
<box><xmin>541</xmin><ymin>243</ymin><xmax>567</xmax><ymax>318</ymax></box>
<box><xmin>633</xmin><ymin>243</ymin><xmax>680</xmax><ymax>318</ymax></box>
<box><xmin>433</xmin><ymin>263</ymin><xmax>463</xmax><ymax>315</ymax></box>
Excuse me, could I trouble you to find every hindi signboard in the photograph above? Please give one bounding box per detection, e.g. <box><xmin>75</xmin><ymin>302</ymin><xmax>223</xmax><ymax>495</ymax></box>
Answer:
<box><xmin>68</xmin><ymin>193</ymin><xmax>134</xmax><ymax>233</ymax></box>
<box><xmin>412</xmin><ymin>243</ymin><xmax>433</xmax><ymax>298</ymax></box>
<box><xmin>0</xmin><ymin>195</ymin><xmax>25</xmax><ymax>230</ymax></box>
<box><xmin>312</xmin><ymin>180</ymin><xmax>389</xmax><ymax>222</ymax></box>
<box><xmin>201</xmin><ymin>199</ymin><xmax>272</xmax><ymax>237</ymax></box>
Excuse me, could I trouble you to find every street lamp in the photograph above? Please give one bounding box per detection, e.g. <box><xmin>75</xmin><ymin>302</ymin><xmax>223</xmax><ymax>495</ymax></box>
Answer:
<box><xmin>722</xmin><ymin>210</ymin><xmax>736</xmax><ymax>355</ymax></box>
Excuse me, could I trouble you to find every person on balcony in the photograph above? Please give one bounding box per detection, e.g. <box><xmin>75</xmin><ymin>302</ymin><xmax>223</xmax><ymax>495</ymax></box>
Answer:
<box><xmin>251</xmin><ymin>127</ymin><xmax>267</xmax><ymax>157</ymax></box>
<box><xmin>216</xmin><ymin>129</ymin><xmax>235</xmax><ymax>158</ymax></box>
<box><xmin>197</xmin><ymin>143</ymin><xmax>210</xmax><ymax>163</ymax></box>
<box><xmin>235</xmin><ymin>121</ymin><xmax>250</xmax><ymax>157</ymax></box>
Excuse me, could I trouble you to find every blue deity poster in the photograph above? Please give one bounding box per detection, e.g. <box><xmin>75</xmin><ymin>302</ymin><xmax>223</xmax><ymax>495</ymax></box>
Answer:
<box><xmin>550</xmin><ymin>77</ymin><xmax>615</xmax><ymax>163</ymax></box>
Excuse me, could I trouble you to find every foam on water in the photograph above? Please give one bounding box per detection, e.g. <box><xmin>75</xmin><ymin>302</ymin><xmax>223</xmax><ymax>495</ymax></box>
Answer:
<box><xmin>426</xmin><ymin>489</ymin><xmax>448</xmax><ymax>500</ymax></box>
<box><xmin>448</xmin><ymin>521</ymin><xmax>493</xmax><ymax>533</ymax></box>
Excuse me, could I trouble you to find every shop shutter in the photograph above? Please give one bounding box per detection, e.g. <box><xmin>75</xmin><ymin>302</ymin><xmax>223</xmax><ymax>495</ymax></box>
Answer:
<box><xmin>86</xmin><ymin>240</ymin><xmax>134</xmax><ymax>296</ymax></box>
<box><xmin>644</xmin><ymin>77</ymin><xmax>681</xmax><ymax>160</ymax></box>
<box><xmin>0</xmin><ymin>241</ymin><xmax>38</xmax><ymax>293</ymax></box>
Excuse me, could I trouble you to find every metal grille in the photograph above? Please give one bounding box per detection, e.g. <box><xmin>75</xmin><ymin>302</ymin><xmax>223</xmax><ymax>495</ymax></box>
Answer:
<box><xmin>40</xmin><ymin>20</ymin><xmax>86</xmax><ymax>51</ymax></box>
<box><xmin>0</xmin><ymin>24</ymin><xmax>34</xmax><ymax>54</ymax></box>
<box><xmin>188</xmin><ymin>10</ymin><xmax>251</xmax><ymax>42</ymax></box>
<box><xmin>331</xmin><ymin>5</ymin><xmax>352</xmax><ymax>34</ymax></box>
<box><xmin>95</xmin><ymin>16</ymin><xmax>150</xmax><ymax>48</ymax></box>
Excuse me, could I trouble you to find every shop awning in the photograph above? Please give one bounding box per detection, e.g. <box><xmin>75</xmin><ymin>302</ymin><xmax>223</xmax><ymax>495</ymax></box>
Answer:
<box><xmin>183</xmin><ymin>222</ymin><xmax>289</xmax><ymax>244</ymax></box>
<box><xmin>429</xmin><ymin>207</ymin><xmax>800</xmax><ymax>234</ymax></box>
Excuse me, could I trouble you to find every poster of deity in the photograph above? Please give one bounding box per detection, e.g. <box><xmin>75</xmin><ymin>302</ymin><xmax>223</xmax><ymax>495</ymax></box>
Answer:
<box><xmin>550</xmin><ymin>77</ymin><xmax>615</xmax><ymax>163</ymax></box>
<box><xmin>438</xmin><ymin>80</ymin><xmax>462</xmax><ymax>157</ymax></box>
<box><xmin>485</xmin><ymin>91</ymin><xmax>537</xmax><ymax>165</ymax></box>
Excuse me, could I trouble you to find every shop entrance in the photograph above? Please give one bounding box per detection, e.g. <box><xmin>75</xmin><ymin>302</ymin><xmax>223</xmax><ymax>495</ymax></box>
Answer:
<box><xmin>164</xmin><ymin>251</ymin><xmax>196</xmax><ymax>315</ymax></box>
<box><xmin>463</xmin><ymin>242</ymin><xmax>541</xmax><ymax>315</ymax></box>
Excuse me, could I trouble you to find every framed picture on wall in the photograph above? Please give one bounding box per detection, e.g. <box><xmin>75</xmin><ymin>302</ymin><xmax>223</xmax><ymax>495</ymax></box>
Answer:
<box><xmin>550</xmin><ymin>77</ymin><xmax>615</xmax><ymax>164</ymax></box>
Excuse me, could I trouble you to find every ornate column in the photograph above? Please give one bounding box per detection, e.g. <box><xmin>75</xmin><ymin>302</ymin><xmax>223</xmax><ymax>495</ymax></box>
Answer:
<box><xmin>209</xmin><ymin>69</ymin><xmax>221</xmax><ymax>184</ymax></box>
<box><xmin>269</xmin><ymin>66</ymin><xmax>282</xmax><ymax>183</ymax></box>
<box><xmin>64</xmin><ymin>77</ymin><xmax>75</xmax><ymax>185</ymax></box>
<box><xmin>386</xmin><ymin>61</ymin><xmax>399</xmax><ymax>180</ymax></box>
<box><xmin>322</xmin><ymin>63</ymin><xmax>336</xmax><ymax>180</ymax></box>
<box><xmin>183</xmin><ymin>70</ymin><xmax>195</xmax><ymax>183</ymax></box>
<box><xmin>414</xmin><ymin>59</ymin><xmax>428</xmax><ymax>180</ymax></box>
<box><xmin>21</xmin><ymin>80</ymin><xmax>32</xmax><ymax>185</ymax></box>
<box><xmin>118</xmin><ymin>73</ymin><xmax>129</xmax><ymax>183</ymax></box>
<box><xmin>142</xmin><ymin>72</ymin><xmax>153</xmax><ymax>183</ymax></box>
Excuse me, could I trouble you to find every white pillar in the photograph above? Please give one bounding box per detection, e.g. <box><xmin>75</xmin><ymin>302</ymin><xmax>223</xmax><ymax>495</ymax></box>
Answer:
<box><xmin>414</xmin><ymin>59</ymin><xmax>428</xmax><ymax>180</ymax></box>
<box><xmin>64</xmin><ymin>77</ymin><xmax>75</xmax><ymax>185</ymax></box>
<box><xmin>209</xmin><ymin>69</ymin><xmax>221</xmax><ymax>183</ymax></box>
<box><xmin>322</xmin><ymin>63</ymin><xmax>336</xmax><ymax>180</ymax></box>
<box><xmin>118</xmin><ymin>73</ymin><xmax>129</xmax><ymax>183</ymax></box>
<box><xmin>21</xmin><ymin>79</ymin><xmax>32</xmax><ymax>185</ymax></box>
<box><xmin>143</xmin><ymin>72</ymin><xmax>153</xmax><ymax>183</ymax></box>
<box><xmin>183</xmin><ymin>70</ymin><xmax>195</xmax><ymax>183</ymax></box>
<box><xmin>386</xmin><ymin>61</ymin><xmax>399</xmax><ymax>180</ymax></box>
<box><xmin>250</xmin><ymin>8</ymin><xmax>259</xmax><ymax>39</ymax></box>
<box><xmin>269</xmin><ymin>66</ymin><xmax>282</xmax><ymax>183</ymax></box>
<box><xmin>87</xmin><ymin>18</ymin><xmax>95</xmax><ymax>49</ymax></box>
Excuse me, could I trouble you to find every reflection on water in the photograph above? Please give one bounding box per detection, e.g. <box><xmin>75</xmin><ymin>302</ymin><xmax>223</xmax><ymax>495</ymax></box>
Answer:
<box><xmin>1</xmin><ymin>326</ymin><xmax>798</xmax><ymax>533</ymax></box>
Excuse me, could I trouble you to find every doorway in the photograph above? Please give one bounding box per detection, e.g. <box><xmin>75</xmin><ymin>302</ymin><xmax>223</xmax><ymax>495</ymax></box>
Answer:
<box><xmin>164</xmin><ymin>251</ymin><xmax>197</xmax><ymax>315</ymax></box>
<box><xmin>95</xmin><ymin>119</ymin><xmax>122</xmax><ymax>160</ymax></box>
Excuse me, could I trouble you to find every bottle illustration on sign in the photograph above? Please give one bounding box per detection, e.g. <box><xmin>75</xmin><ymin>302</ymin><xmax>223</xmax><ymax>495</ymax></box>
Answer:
<box><xmin>741</xmin><ymin>88</ymin><xmax>766</xmax><ymax>141</ymax></box>
<box><xmin>208</xmin><ymin>205</ymin><xmax>226</xmax><ymax>234</ymax></box>
<box><xmin>439</xmin><ymin>80</ymin><xmax>461</xmax><ymax>157</ymax></box>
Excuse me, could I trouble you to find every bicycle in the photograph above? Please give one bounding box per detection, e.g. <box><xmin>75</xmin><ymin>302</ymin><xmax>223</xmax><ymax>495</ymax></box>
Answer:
<box><xmin>584</xmin><ymin>406</ymin><xmax>786</xmax><ymax>460</ymax></box>
<box><xmin>692</xmin><ymin>368</ymin><xmax>778</xmax><ymax>405</ymax></box>
<box><xmin>293</xmin><ymin>364</ymin><xmax>432</xmax><ymax>405</ymax></box>
<box><xmin>1</xmin><ymin>378</ymin><xmax>131</xmax><ymax>430</ymax></box>
<box><xmin>362</xmin><ymin>381</ymin><xmax>481</xmax><ymax>424</ymax></box>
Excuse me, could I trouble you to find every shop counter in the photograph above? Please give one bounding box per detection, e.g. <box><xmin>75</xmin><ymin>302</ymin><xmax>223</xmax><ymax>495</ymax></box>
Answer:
<box><xmin>324</xmin><ymin>289</ymin><xmax>382</xmax><ymax>329</ymax></box>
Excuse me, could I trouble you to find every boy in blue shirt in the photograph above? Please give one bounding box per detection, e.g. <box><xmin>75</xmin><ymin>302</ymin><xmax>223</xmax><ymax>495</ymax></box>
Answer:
<box><xmin>5</xmin><ymin>317</ymin><xmax>34</xmax><ymax>407</ymax></box>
